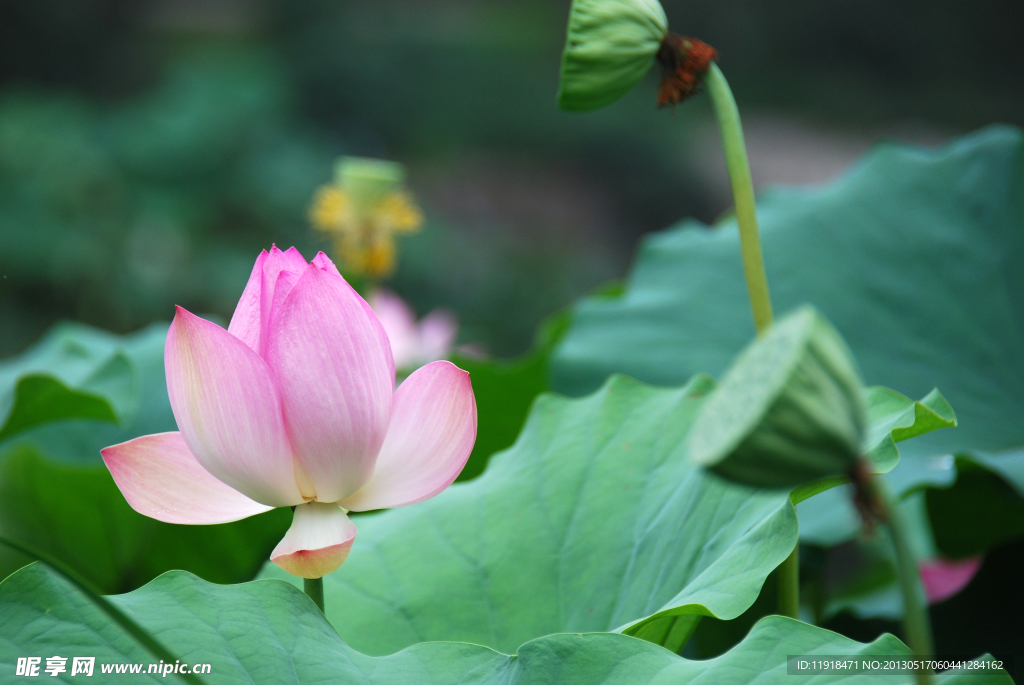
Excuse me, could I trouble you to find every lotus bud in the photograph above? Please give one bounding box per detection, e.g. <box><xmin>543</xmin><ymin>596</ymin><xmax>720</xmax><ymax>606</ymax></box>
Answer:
<box><xmin>557</xmin><ymin>0</ymin><xmax>668</xmax><ymax>111</ymax></box>
<box><xmin>688</xmin><ymin>306</ymin><xmax>867</xmax><ymax>490</ymax></box>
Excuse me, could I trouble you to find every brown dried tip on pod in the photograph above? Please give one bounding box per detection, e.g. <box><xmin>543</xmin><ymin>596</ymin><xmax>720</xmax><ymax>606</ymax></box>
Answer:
<box><xmin>656</xmin><ymin>34</ymin><xmax>717</xmax><ymax>108</ymax></box>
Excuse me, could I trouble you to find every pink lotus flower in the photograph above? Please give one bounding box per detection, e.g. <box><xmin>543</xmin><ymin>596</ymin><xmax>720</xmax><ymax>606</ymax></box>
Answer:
<box><xmin>369</xmin><ymin>289</ymin><xmax>458</xmax><ymax>370</ymax></box>
<box><xmin>919</xmin><ymin>556</ymin><xmax>982</xmax><ymax>604</ymax></box>
<box><xmin>101</xmin><ymin>246</ymin><xmax>477</xmax><ymax>579</ymax></box>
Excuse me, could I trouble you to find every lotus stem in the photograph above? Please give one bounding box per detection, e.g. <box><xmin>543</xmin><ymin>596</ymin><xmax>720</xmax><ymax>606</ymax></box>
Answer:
<box><xmin>703</xmin><ymin>61</ymin><xmax>793</xmax><ymax>616</ymax></box>
<box><xmin>702</xmin><ymin>63</ymin><xmax>774</xmax><ymax>335</ymax></box>
<box><xmin>876</xmin><ymin>478</ymin><xmax>936</xmax><ymax>685</ymax></box>
<box><xmin>777</xmin><ymin>546</ymin><xmax>800</xmax><ymax>620</ymax></box>
<box><xmin>304</xmin><ymin>578</ymin><xmax>325</xmax><ymax>614</ymax></box>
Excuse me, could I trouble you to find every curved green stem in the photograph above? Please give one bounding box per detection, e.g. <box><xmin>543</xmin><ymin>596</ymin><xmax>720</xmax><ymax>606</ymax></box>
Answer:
<box><xmin>304</xmin><ymin>578</ymin><xmax>325</xmax><ymax>614</ymax></box>
<box><xmin>703</xmin><ymin>62</ymin><xmax>793</xmax><ymax>617</ymax></box>
<box><xmin>703</xmin><ymin>63</ymin><xmax>774</xmax><ymax>335</ymax></box>
<box><xmin>876</xmin><ymin>478</ymin><xmax>936</xmax><ymax>685</ymax></box>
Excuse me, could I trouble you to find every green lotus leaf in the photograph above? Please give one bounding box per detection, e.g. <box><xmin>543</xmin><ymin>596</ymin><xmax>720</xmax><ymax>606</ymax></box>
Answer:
<box><xmin>0</xmin><ymin>324</ymin><xmax>138</xmax><ymax>442</ymax></box>
<box><xmin>863</xmin><ymin>387</ymin><xmax>956</xmax><ymax>466</ymax></box>
<box><xmin>689</xmin><ymin>306</ymin><xmax>867</xmax><ymax>490</ymax></box>
<box><xmin>264</xmin><ymin>374</ymin><xmax>799</xmax><ymax>656</ymax></box>
<box><xmin>549</xmin><ymin>126</ymin><xmax>1024</xmax><ymax>547</ymax></box>
<box><xmin>1</xmin><ymin>564</ymin><xmax>1011</xmax><ymax>685</ymax></box>
<box><xmin>258</xmin><ymin>371</ymin><xmax>955</xmax><ymax>656</ymax></box>
<box><xmin>558</xmin><ymin>0</ymin><xmax>668</xmax><ymax>112</ymax></box>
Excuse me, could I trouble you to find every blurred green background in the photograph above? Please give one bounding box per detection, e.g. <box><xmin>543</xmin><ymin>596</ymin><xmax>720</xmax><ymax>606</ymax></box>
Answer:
<box><xmin>1</xmin><ymin>0</ymin><xmax>1021</xmax><ymax>358</ymax></box>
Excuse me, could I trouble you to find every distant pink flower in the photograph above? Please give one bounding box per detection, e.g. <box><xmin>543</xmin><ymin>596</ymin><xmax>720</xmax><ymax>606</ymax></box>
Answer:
<box><xmin>102</xmin><ymin>246</ymin><xmax>477</xmax><ymax>579</ymax></box>
<box><xmin>919</xmin><ymin>556</ymin><xmax>982</xmax><ymax>604</ymax></box>
<box><xmin>369</xmin><ymin>289</ymin><xmax>458</xmax><ymax>370</ymax></box>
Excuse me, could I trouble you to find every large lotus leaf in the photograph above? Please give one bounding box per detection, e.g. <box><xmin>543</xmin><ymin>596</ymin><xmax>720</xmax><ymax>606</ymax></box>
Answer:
<box><xmin>264</xmin><ymin>374</ymin><xmax>799</xmax><ymax>656</ymax></box>
<box><xmin>0</xmin><ymin>323</ymin><xmax>289</xmax><ymax>592</ymax></box>
<box><xmin>551</xmin><ymin>127</ymin><xmax>1024</xmax><ymax>485</ymax></box>
<box><xmin>0</xmin><ymin>564</ymin><xmax>1011</xmax><ymax>685</ymax></box>
<box><xmin>0</xmin><ymin>323</ymin><xmax>138</xmax><ymax>441</ymax></box>
<box><xmin>259</xmin><ymin>374</ymin><xmax>954</xmax><ymax>656</ymax></box>
<box><xmin>550</xmin><ymin>126</ymin><xmax>1024</xmax><ymax>547</ymax></box>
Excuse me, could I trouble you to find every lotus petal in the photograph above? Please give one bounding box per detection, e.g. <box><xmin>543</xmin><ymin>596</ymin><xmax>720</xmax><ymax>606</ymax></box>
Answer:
<box><xmin>271</xmin><ymin>502</ymin><xmax>357</xmax><ymax>579</ymax></box>
<box><xmin>266</xmin><ymin>265</ymin><xmax>394</xmax><ymax>502</ymax></box>
<box><xmin>258</xmin><ymin>246</ymin><xmax>309</xmax><ymax>357</ymax></box>
<box><xmin>165</xmin><ymin>306</ymin><xmax>304</xmax><ymax>507</ymax></box>
<box><xmin>227</xmin><ymin>250</ymin><xmax>268</xmax><ymax>352</ymax></box>
<box><xmin>920</xmin><ymin>556</ymin><xmax>982</xmax><ymax>604</ymax></box>
<box><xmin>342</xmin><ymin>361</ymin><xmax>476</xmax><ymax>511</ymax></box>
<box><xmin>102</xmin><ymin>432</ymin><xmax>273</xmax><ymax>524</ymax></box>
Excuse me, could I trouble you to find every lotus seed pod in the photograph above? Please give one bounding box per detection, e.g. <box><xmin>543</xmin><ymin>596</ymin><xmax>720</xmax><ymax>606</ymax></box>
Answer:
<box><xmin>335</xmin><ymin>156</ymin><xmax>406</xmax><ymax>220</ymax></box>
<box><xmin>558</xmin><ymin>0</ymin><xmax>668</xmax><ymax>112</ymax></box>
<box><xmin>688</xmin><ymin>306</ymin><xmax>867</xmax><ymax>490</ymax></box>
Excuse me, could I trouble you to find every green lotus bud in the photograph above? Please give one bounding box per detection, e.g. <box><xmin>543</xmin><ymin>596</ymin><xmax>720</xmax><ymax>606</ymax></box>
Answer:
<box><xmin>334</xmin><ymin>156</ymin><xmax>406</xmax><ymax>220</ymax></box>
<box><xmin>688</xmin><ymin>306</ymin><xmax>867</xmax><ymax>490</ymax></box>
<box><xmin>558</xmin><ymin>0</ymin><xmax>668</xmax><ymax>112</ymax></box>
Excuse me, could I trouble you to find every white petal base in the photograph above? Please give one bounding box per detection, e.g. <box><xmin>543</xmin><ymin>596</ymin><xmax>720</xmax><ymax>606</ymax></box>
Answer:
<box><xmin>271</xmin><ymin>502</ymin><xmax>357</xmax><ymax>579</ymax></box>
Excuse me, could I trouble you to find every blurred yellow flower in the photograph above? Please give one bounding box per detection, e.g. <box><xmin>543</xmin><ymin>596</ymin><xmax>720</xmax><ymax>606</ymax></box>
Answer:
<box><xmin>309</xmin><ymin>157</ymin><xmax>423</xmax><ymax>279</ymax></box>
